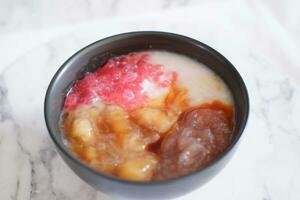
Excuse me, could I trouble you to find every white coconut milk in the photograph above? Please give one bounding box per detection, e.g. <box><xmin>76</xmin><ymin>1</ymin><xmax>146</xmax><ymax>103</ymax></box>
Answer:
<box><xmin>147</xmin><ymin>51</ymin><xmax>233</xmax><ymax>105</ymax></box>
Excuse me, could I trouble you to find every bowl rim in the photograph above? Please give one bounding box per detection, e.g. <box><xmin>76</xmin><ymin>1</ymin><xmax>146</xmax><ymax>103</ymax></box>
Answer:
<box><xmin>44</xmin><ymin>31</ymin><xmax>249</xmax><ymax>186</ymax></box>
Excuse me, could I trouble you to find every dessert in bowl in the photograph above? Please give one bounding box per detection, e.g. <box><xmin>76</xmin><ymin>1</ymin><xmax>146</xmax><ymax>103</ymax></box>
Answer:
<box><xmin>45</xmin><ymin>32</ymin><xmax>249</xmax><ymax>199</ymax></box>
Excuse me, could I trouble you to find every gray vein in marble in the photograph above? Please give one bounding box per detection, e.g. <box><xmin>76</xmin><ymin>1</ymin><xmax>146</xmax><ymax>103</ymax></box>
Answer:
<box><xmin>253</xmin><ymin>72</ymin><xmax>298</xmax><ymax>144</ymax></box>
<box><xmin>0</xmin><ymin>72</ymin><xmax>59</xmax><ymax>200</ymax></box>
<box><xmin>278</xmin><ymin>125</ymin><xmax>300</xmax><ymax>142</ymax></box>
<box><xmin>11</xmin><ymin>179</ymin><xmax>20</xmax><ymax>200</ymax></box>
<box><xmin>39</xmin><ymin>147</ymin><xmax>58</xmax><ymax>199</ymax></box>
<box><xmin>0</xmin><ymin>35</ymin><xmax>110</xmax><ymax>199</ymax></box>
<box><xmin>29</xmin><ymin>160</ymin><xmax>37</xmax><ymax>199</ymax></box>
<box><xmin>0</xmin><ymin>75</ymin><xmax>28</xmax><ymax>200</ymax></box>
<box><xmin>15</xmin><ymin>124</ymin><xmax>59</xmax><ymax>200</ymax></box>
<box><xmin>46</xmin><ymin>43</ymin><xmax>56</xmax><ymax>64</ymax></box>
<box><xmin>14</xmin><ymin>122</ymin><xmax>38</xmax><ymax>200</ymax></box>
<box><xmin>16</xmin><ymin>179</ymin><xmax>20</xmax><ymax>200</ymax></box>
<box><xmin>262</xmin><ymin>183</ymin><xmax>272</xmax><ymax>200</ymax></box>
<box><xmin>0</xmin><ymin>75</ymin><xmax>11</xmax><ymax>121</ymax></box>
<box><xmin>279</xmin><ymin>79</ymin><xmax>294</xmax><ymax>101</ymax></box>
<box><xmin>255</xmin><ymin>78</ymin><xmax>286</xmax><ymax>104</ymax></box>
<box><xmin>18</xmin><ymin>130</ymin><xmax>59</xmax><ymax>200</ymax></box>
<box><xmin>254</xmin><ymin>78</ymin><xmax>273</xmax><ymax>141</ymax></box>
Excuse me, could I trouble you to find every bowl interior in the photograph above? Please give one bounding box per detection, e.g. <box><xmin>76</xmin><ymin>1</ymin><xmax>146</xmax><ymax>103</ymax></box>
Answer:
<box><xmin>45</xmin><ymin>31</ymin><xmax>249</xmax><ymax>183</ymax></box>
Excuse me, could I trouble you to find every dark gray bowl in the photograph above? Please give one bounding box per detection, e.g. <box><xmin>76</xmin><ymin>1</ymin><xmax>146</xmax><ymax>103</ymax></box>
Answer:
<box><xmin>44</xmin><ymin>31</ymin><xmax>249</xmax><ymax>199</ymax></box>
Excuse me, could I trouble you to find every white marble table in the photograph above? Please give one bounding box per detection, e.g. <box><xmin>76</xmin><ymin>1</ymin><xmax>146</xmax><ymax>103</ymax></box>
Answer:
<box><xmin>0</xmin><ymin>0</ymin><xmax>300</xmax><ymax>199</ymax></box>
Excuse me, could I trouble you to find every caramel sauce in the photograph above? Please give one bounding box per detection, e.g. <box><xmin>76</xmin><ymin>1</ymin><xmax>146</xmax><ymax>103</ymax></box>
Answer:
<box><xmin>61</xmin><ymin>84</ymin><xmax>234</xmax><ymax>181</ymax></box>
<box><xmin>147</xmin><ymin>137</ymin><xmax>163</xmax><ymax>154</ymax></box>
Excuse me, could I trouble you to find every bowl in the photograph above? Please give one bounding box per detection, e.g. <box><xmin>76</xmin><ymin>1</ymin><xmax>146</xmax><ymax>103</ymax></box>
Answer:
<box><xmin>44</xmin><ymin>31</ymin><xmax>249</xmax><ymax>199</ymax></box>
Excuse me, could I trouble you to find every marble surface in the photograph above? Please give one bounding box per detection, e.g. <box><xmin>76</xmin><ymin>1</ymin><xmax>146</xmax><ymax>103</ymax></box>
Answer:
<box><xmin>0</xmin><ymin>0</ymin><xmax>300</xmax><ymax>199</ymax></box>
<box><xmin>0</xmin><ymin>0</ymin><xmax>216</xmax><ymax>33</ymax></box>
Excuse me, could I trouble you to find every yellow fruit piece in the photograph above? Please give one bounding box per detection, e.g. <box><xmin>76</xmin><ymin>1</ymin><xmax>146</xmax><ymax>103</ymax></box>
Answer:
<box><xmin>90</xmin><ymin>159</ymin><xmax>117</xmax><ymax>174</ymax></box>
<box><xmin>147</xmin><ymin>94</ymin><xmax>167</xmax><ymax>108</ymax></box>
<box><xmin>104</xmin><ymin>105</ymin><xmax>132</xmax><ymax>134</ymax></box>
<box><xmin>63</xmin><ymin>103</ymin><xmax>104</xmax><ymax>138</ymax></box>
<box><xmin>99</xmin><ymin>162</ymin><xmax>117</xmax><ymax>174</ymax></box>
<box><xmin>131</xmin><ymin>108</ymin><xmax>177</xmax><ymax>133</ymax></box>
<box><xmin>117</xmin><ymin>154</ymin><xmax>158</xmax><ymax>181</ymax></box>
<box><xmin>85</xmin><ymin>147</ymin><xmax>98</xmax><ymax>161</ymax></box>
<box><xmin>165</xmin><ymin>87</ymin><xmax>189</xmax><ymax>113</ymax></box>
<box><xmin>122</xmin><ymin>132</ymin><xmax>145</xmax><ymax>152</ymax></box>
<box><xmin>72</xmin><ymin>119</ymin><xmax>94</xmax><ymax>142</ymax></box>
